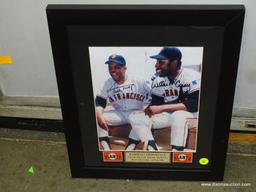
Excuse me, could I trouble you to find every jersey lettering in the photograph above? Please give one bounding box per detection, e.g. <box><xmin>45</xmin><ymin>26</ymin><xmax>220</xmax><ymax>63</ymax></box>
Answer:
<box><xmin>97</xmin><ymin>76</ymin><xmax>149</xmax><ymax>110</ymax></box>
<box><xmin>151</xmin><ymin>68</ymin><xmax>200</xmax><ymax>104</ymax></box>
<box><xmin>163</xmin><ymin>89</ymin><xmax>179</xmax><ymax>97</ymax></box>
<box><xmin>108</xmin><ymin>92</ymin><xmax>145</xmax><ymax>103</ymax></box>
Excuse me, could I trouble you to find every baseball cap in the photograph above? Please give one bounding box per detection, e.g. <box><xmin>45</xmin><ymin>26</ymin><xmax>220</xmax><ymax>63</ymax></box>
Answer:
<box><xmin>105</xmin><ymin>54</ymin><xmax>126</xmax><ymax>66</ymax></box>
<box><xmin>150</xmin><ymin>47</ymin><xmax>182</xmax><ymax>61</ymax></box>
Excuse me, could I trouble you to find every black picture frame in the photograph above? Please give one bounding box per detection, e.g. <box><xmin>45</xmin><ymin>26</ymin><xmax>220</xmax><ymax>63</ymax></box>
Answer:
<box><xmin>46</xmin><ymin>5</ymin><xmax>245</xmax><ymax>181</ymax></box>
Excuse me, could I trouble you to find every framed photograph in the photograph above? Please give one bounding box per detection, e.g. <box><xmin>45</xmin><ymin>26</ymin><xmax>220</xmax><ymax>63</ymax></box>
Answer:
<box><xmin>47</xmin><ymin>5</ymin><xmax>245</xmax><ymax>180</ymax></box>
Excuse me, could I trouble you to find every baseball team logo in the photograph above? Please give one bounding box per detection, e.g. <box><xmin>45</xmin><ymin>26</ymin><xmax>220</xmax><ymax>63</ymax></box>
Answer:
<box><xmin>172</xmin><ymin>152</ymin><xmax>193</xmax><ymax>163</ymax></box>
<box><xmin>103</xmin><ymin>151</ymin><xmax>123</xmax><ymax>162</ymax></box>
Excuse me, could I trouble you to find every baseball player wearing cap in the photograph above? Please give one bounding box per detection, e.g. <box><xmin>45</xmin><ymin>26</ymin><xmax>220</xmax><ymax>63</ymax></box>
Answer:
<box><xmin>95</xmin><ymin>54</ymin><xmax>158</xmax><ymax>151</ymax></box>
<box><xmin>145</xmin><ymin>47</ymin><xmax>200</xmax><ymax>151</ymax></box>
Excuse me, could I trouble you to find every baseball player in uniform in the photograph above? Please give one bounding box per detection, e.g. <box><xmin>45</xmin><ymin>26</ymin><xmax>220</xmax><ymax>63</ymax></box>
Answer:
<box><xmin>145</xmin><ymin>47</ymin><xmax>200</xmax><ymax>151</ymax></box>
<box><xmin>95</xmin><ymin>54</ymin><xmax>158</xmax><ymax>151</ymax></box>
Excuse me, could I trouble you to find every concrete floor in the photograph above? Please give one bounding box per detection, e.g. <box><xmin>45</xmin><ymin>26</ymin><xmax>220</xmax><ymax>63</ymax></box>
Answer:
<box><xmin>0</xmin><ymin>128</ymin><xmax>255</xmax><ymax>192</ymax></box>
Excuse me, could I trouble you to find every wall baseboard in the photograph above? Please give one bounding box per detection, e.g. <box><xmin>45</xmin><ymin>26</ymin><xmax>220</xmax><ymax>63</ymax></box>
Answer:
<box><xmin>0</xmin><ymin>116</ymin><xmax>63</xmax><ymax>132</ymax></box>
<box><xmin>0</xmin><ymin>96</ymin><xmax>255</xmax><ymax>132</ymax></box>
<box><xmin>231</xmin><ymin>117</ymin><xmax>256</xmax><ymax>132</ymax></box>
<box><xmin>0</xmin><ymin>96</ymin><xmax>62</xmax><ymax>120</ymax></box>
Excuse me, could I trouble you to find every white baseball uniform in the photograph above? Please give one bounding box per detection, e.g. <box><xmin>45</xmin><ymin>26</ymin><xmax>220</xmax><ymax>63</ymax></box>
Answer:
<box><xmin>150</xmin><ymin>67</ymin><xmax>200</xmax><ymax>147</ymax></box>
<box><xmin>97</xmin><ymin>75</ymin><xmax>153</xmax><ymax>142</ymax></box>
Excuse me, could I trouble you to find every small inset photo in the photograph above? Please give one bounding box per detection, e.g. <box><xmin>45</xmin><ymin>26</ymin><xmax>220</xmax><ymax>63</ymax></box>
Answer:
<box><xmin>89</xmin><ymin>47</ymin><xmax>203</xmax><ymax>152</ymax></box>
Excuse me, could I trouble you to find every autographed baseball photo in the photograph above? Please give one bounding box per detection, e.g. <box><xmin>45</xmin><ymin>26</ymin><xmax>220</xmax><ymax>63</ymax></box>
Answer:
<box><xmin>89</xmin><ymin>47</ymin><xmax>203</xmax><ymax>154</ymax></box>
<box><xmin>47</xmin><ymin>4</ymin><xmax>244</xmax><ymax>180</ymax></box>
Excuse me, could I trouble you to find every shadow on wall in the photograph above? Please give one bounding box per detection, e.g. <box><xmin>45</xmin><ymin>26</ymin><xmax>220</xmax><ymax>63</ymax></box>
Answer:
<box><xmin>0</xmin><ymin>82</ymin><xmax>4</xmax><ymax>96</ymax></box>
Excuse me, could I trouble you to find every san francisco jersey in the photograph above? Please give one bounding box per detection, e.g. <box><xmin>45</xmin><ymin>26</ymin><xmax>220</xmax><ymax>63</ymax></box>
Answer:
<box><xmin>97</xmin><ymin>76</ymin><xmax>150</xmax><ymax>111</ymax></box>
<box><xmin>151</xmin><ymin>68</ymin><xmax>200</xmax><ymax>103</ymax></box>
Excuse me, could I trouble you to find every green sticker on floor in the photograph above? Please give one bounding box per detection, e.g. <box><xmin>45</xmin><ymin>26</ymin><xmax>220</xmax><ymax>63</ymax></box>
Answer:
<box><xmin>199</xmin><ymin>158</ymin><xmax>209</xmax><ymax>165</ymax></box>
<box><xmin>27</xmin><ymin>166</ymin><xmax>34</xmax><ymax>174</ymax></box>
